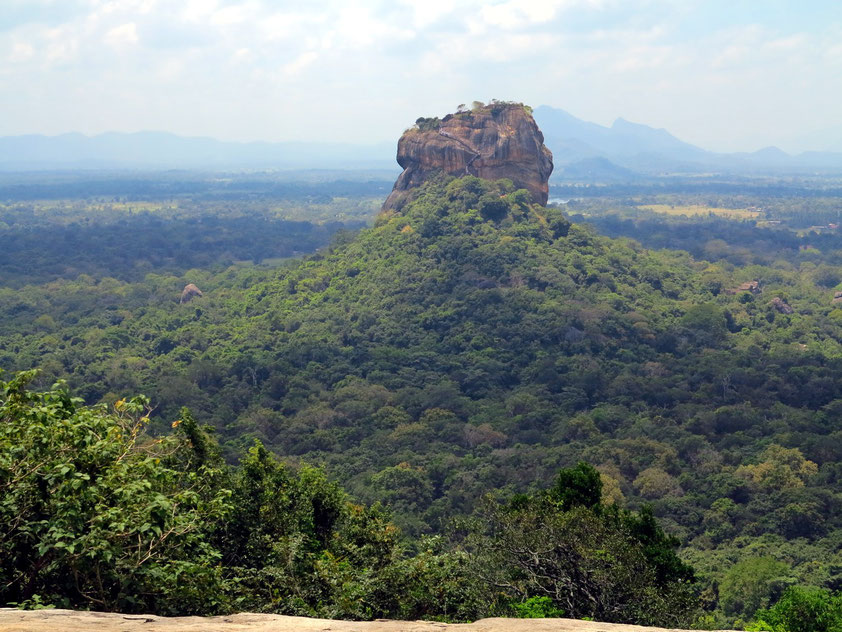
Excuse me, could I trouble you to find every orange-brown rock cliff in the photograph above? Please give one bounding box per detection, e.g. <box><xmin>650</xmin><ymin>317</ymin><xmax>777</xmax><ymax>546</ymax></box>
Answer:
<box><xmin>383</xmin><ymin>103</ymin><xmax>553</xmax><ymax>210</ymax></box>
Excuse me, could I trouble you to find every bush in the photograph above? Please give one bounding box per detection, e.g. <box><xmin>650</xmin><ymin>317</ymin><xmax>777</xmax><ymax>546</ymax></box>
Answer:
<box><xmin>750</xmin><ymin>586</ymin><xmax>842</xmax><ymax>632</ymax></box>
<box><xmin>720</xmin><ymin>557</ymin><xmax>793</xmax><ymax>619</ymax></box>
<box><xmin>0</xmin><ymin>371</ymin><xmax>230</xmax><ymax>614</ymax></box>
<box><xmin>512</xmin><ymin>596</ymin><xmax>565</xmax><ymax>618</ymax></box>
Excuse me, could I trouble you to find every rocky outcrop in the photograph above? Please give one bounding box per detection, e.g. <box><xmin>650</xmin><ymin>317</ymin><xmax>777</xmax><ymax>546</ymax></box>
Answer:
<box><xmin>726</xmin><ymin>280</ymin><xmax>761</xmax><ymax>295</ymax></box>
<box><xmin>770</xmin><ymin>297</ymin><xmax>794</xmax><ymax>314</ymax></box>
<box><xmin>180</xmin><ymin>283</ymin><xmax>203</xmax><ymax>304</ymax></box>
<box><xmin>383</xmin><ymin>102</ymin><xmax>553</xmax><ymax>210</ymax></box>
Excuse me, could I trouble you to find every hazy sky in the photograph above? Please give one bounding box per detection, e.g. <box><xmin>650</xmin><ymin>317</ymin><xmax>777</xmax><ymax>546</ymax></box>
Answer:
<box><xmin>1</xmin><ymin>0</ymin><xmax>840</xmax><ymax>153</ymax></box>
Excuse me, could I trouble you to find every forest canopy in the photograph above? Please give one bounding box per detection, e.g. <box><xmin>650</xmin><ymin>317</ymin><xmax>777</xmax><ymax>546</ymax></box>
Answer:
<box><xmin>3</xmin><ymin>172</ymin><xmax>842</xmax><ymax>627</ymax></box>
<box><xmin>0</xmin><ymin>372</ymin><xmax>695</xmax><ymax>625</ymax></box>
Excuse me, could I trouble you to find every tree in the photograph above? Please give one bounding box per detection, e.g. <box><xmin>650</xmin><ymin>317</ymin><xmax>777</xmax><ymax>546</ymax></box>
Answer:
<box><xmin>736</xmin><ymin>445</ymin><xmax>818</xmax><ymax>492</ymax></box>
<box><xmin>0</xmin><ymin>371</ymin><xmax>230</xmax><ymax>614</ymax></box>
<box><xmin>467</xmin><ymin>463</ymin><xmax>698</xmax><ymax>627</ymax></box>
<box><xmin>751</xmin><ymin>586</ymin><xmax>842</xmax><ymax>632</ymax></box>
<box><xmin>679</xmin><ymin>303</ymin><xmax>728</xmax><ymax>346</ymax></box>
<box><xmin>719</xmin><ymin>557</ymin><xmax>793</xmax><ymax>619</ymax></box>
<box><xmin>548</xmin><ymin>461</ymin><xmax>603</xmax><ymax>510</ymax></box>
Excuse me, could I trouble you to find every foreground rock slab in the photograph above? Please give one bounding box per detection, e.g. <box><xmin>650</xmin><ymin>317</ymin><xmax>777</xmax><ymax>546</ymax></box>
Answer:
<box><xmin>0</xmin><ymin>609</ymin><xmax>727</xmax><ymax>632</ymax></box>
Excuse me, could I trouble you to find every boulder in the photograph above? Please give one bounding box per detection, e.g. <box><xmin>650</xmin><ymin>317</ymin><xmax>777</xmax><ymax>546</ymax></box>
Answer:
<box><xmin>726</xmin><ymin>280</ymin><xmax>761</xmax><ymax>295</ymax></box>
<box><xmin>180</xmin><ymin>283</ymin><xmax>203</xmax><ymax>304</ymax></box>
<box><xmin>769</xmin><ymin>297</ymin><xmax>794</xmax><ymax>314</ymax></box>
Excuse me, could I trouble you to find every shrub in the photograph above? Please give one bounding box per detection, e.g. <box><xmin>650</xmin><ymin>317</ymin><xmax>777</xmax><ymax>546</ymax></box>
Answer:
<box><xmin>750</xmin><ymin>586</ymin><xmax>842</xmax><ymax>632</ymax></box>
<box><xmin>0</xmin><ymin>371</ymin><xmax>230</xmax><ymax>614</ymax></box>
<box><xmin>512</xmin><ymin>596</ymin><xmax>565</xmax><ymax>618</ymax></box>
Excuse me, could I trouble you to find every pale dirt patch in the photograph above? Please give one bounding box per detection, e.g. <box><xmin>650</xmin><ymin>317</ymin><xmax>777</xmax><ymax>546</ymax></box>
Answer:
<box><xmin>0</xmin><ymin>609</ymin><xmax>730</xmax><ymax>632</ymax></box>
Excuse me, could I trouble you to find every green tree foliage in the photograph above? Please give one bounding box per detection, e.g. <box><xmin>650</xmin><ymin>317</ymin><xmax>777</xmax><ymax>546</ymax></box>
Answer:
<box><xmin>679</xmin><ymin>303</ymin><xmax>728</xmax><ymax>346</ymax></box>
<box><xmin>467</xmin><ymin>464</ymin><xmax>697</xmax><ymax>627</ymax></box>
<box><xmin>6</xmin><ymin>175</ymin><xmax>842</xmax><ymax>625</ymax></box>
<box><xmin>548</xmin><ymin>461</ymin><xmax>603</xmax><ymax>510</ymax></box>
<box><xmin>751</xmin><ymin>587</ymin><xmax>842</xmax><ymax>632</ymax></box>
<box><xmin>0</xmin><ymin>371</ymin><xmax>229</xmax><ymax>614</ymax></box>
<box><xmin>719</xmin><ymin>557</ymin><xmax>794</xmax><ymax>619</ymax></box>
<box><xmin>0</xmin><ymin>205</ymin><xmax>364</xmax><ymax>287</ymax></box>
<box><xmin>0</xmin><ymin>372</ymin><xmax>701</xmax><ymax>623</ymax></box>
<box><xmin>216</xmin><ymin>442</ymin><xmax>408</xmax><ymax>618</ymax></box>
<box><xmin>414</xmin><ymin>117</ymin><xmax>441</xmax><ymax>132</ymax></box>
<box><xmin>0</xmin><ymin>372</ymin><xmax>498</xmax><ymax>621</ymax></box>
<box><xmin>511</xmin><ymin>596</ymin><xmax>565</xmax><ymax>618</ymax></box>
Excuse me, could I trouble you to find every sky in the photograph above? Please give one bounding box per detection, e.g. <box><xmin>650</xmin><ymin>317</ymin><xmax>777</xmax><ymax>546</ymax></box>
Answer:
<box><xmin>1</xmin><ymin>0</ymin><xmax>841</xmax><ymax>153</ymax></box>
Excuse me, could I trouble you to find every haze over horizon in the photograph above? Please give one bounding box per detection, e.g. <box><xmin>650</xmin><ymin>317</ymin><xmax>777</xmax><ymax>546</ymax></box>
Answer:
<box><xmin>2</xmin><ymin>0</ymin><xmax>841</xmax><ymax>154</ymax></box>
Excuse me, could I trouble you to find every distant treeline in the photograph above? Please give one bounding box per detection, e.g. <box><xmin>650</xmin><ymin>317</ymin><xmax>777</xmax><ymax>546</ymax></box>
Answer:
<box><xmin>0</xmin><ymin>213</ymin><xmax>362</xmax><ymax>286</ymax></box>
<box><xmin>0</xmin><ymin>176</ymin><xmax>393</xmax><ymax>202</ymax></box>
<box><xmin>551</xmin><ymin>181</ymin><xmax>842</xmax><ymax>198</ymax></box>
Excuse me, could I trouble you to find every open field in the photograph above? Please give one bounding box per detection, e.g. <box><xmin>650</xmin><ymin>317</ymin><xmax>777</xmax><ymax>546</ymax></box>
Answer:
<box><xmin>637</xmin><ymin>204</ymin><xmax>760</xmax><ymax>219</ymax></box>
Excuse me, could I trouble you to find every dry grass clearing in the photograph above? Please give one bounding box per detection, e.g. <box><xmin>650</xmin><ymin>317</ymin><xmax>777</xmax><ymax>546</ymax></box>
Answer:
<box><xmin>638</xmin><ymin>204</ymin><xmax>760</xmax><ymax>219</ymax></box>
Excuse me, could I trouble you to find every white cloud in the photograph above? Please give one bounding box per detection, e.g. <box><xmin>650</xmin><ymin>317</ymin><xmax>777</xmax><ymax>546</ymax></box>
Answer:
<box><xmin>611</xmin><ymin>44</ymin><xmax>682</xmax><ymax>72</ymax></box>
<box><xmin>825</xmin><ymin>42</ymin><xmax>842</xmax><ymax>64</ymax></box>
<box><xmin>479</xmin><ymin>0</ymin><xmax>563</xmax><ymax>29</ymax></box>
<box><xmin>8</xmin><ymin>42</ymin><xmax>34</xmax><ymax>63</ymax></box>
<box><xmin>210</xmin><ymin>4</ymin><xmax>250</xmax><ymax>27</ymax></box>
<box><xmin>232</xmin><ymin>47</ymin><xmax>252</xmax><ymax>62</ymax></box>
<box><xmin>322</xmin><ymin>6</ymin><xmax>416</xmax><ymax>52</ymax></box>
<box><xmin>281</xmin><ymin>50</ymin><xmax>318</xmax><ymax>77</ymax></box>
<box><xmin>397</xmin><ymin>0</ymin><xmax>459</xmax><ymax>28</ymax></box>
<box><xmin>43</xmin><ymin>26</ymin><xmax>80</xmax><ymax>65</ymax></box>
<box><xmin>156</xmin><ymin>56</ymin><xmax>185</xmax><ymax>81</ymax></box>
<box><xmin>766</xmin><ymin>33</ymin><xmax>806</xmax><ymax>52</ymax></box>
<box><xmin>0</xmin><ymin>0</ymin><xmax>839</xmax><ymax>151</ymax></box>
<box><xmin>180</xmin><ymin>0</ymin><xmax>220</xmax><ymax>23</ymax></box>
<box><xmin>477</xmin><ymin>32</ymin><xmax>561</xmax><ymax>61</ymax></box>
<box><xmin>104</xmin><ymin>22</ymin><xmax>139</xmax><ymax>48</ymax></box>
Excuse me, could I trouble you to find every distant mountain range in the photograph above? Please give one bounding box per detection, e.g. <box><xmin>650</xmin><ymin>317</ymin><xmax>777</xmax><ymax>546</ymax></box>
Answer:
<box><xmin>532</xmin><ymin>105</ymin><xmax>842</xmax><ymax>179</ymax></box>
<box><xmin>2</xmin><ymin>107</ymin><xmax>842</xmax><ymax>178</ymax></box>
<box><xmin>0</xmin><ymin>132</ymin><xmax>397</xmax><ymax>172</ymax></box>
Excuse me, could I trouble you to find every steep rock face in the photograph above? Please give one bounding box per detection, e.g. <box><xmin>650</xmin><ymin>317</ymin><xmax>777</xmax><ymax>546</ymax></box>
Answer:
<box><xmin>383</xmin><ymin>103</ymin><xmax>553</xmax><ymax>210</ymax></box>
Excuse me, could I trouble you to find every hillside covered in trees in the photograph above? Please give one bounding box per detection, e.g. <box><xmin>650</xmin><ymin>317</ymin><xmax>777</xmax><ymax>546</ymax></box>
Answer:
<box><xmin>3</xmin><ymin>172</ymin><xmax>842</xmax><ymax>627</ymax></box>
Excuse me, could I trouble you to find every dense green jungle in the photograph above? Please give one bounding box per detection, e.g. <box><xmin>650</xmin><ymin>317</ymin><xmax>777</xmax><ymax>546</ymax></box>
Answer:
<box><xmin>4</xmin><ymin>171</ymin><xmax>842</xmax><ymax>629</ymax></box>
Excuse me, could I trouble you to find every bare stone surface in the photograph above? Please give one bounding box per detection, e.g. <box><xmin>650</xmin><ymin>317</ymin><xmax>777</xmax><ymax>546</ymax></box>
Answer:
<box><xmin>769</xmin><ymin>296</ymin><xmax>794</xmax><ymax>314</ymax></box>
<box><xmin>725</xmin><ymin>280</ymin><xmax>761</xmax><ymax>295</ymax></box>
<box><xmin>0</xmin><ymin>609</ymin><xmax>732</xmax><ymax>632</ymax></box>
<box><xmin>383</xmin><ymin>103</ymin><xmax>553</xmax><ymax>211</ymax></box>
<box><xmin>180</xmin><ymin>283</ymin><xmax>203</xmax><ymax>304</ymax></box>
